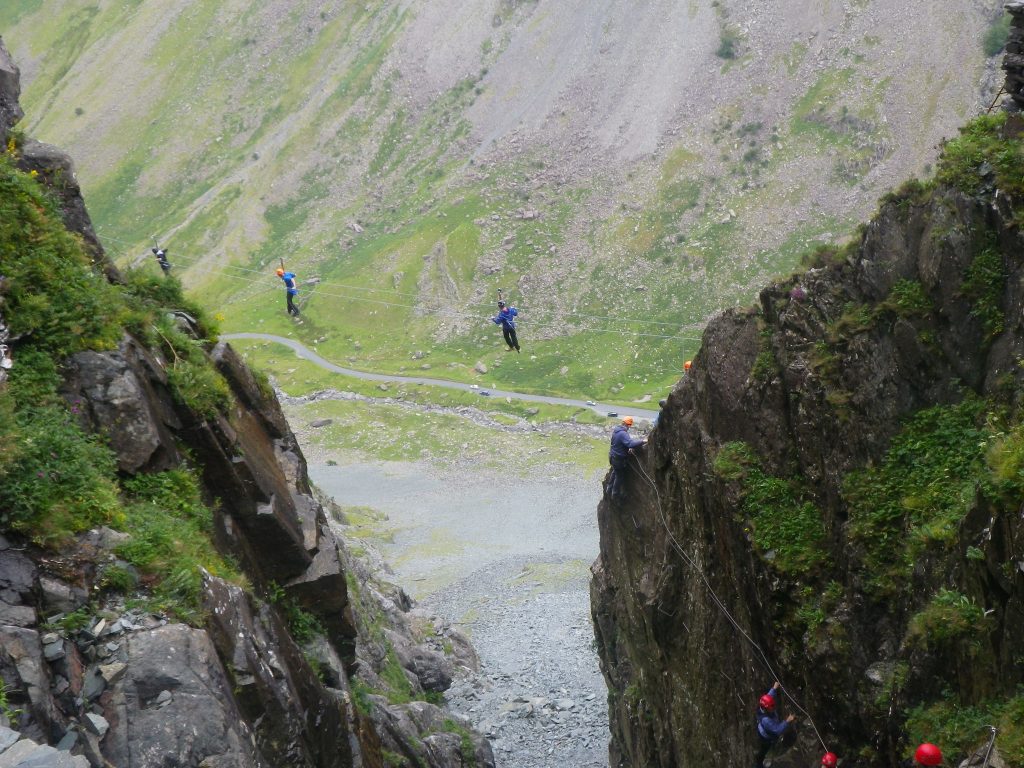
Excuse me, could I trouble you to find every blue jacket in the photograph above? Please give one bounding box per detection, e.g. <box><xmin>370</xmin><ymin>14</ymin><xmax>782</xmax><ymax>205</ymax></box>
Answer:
<box><xmin>493</xmin><ymin>306</ymin><xmax>518</xmax><ymax>330</ymax></box>
<box><xmin>609</xmin><ymin>425</ymin><xmax>644</xmax><ymax>463</ymax></box>
<box><xmin>756</xmin><ymin>688</ymin><xmax>790</xmax><ymax>742</ymax></box>
<box><xmin>280</xmin><ymin>272</ymin><xmax>298</xmax><ymax>295</ymax></box>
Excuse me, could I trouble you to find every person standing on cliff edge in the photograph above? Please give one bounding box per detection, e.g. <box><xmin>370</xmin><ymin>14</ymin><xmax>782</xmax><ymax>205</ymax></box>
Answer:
<box><xmin>606</xmin><ymin>416</ymin><xmax>646</xmax><ymax>502</ymax></box>
<box><xmin>755</xmin><ymin>682</ymin><xmax>796</xmax><ymax>768</ymax></box>
<box><xmin>276</xmin><ymin>268</ymin><xmax>300</xmax><ymax>317</ymax></box>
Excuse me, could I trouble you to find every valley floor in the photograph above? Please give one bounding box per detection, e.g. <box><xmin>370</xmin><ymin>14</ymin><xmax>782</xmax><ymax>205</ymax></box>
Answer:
<box><xmin>307</xmin><ymin>457</ymin><xmax>610</xmax><ymax>768</ymax></box>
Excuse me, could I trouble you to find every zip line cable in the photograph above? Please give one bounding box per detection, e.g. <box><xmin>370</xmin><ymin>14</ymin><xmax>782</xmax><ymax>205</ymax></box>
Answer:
<box><xmin>629</xmin><ymin>455</ymin><xmax>829</xmax><ymax>753</ymax></box>
<box><xmin>112</xmin><ymin>245</ymin><xmax>706</xmax><ymax>342</ymax></box>
<box><xmin>95</xmin><ymin>228</ymin><xmax>709</xmax><ymax>334</ymax></box>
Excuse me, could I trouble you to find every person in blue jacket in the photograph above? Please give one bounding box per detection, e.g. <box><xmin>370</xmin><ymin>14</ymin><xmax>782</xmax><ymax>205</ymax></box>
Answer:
<box><xmin>492</xmin><ymin>300</ymin><xmax>520</xmax><ymax>352</ymax></box>
<box><xmin>755</xmin><ymin>682</ymin><xmax>796</xmax><ymax>768</ymax></box>
<box><xmin>276</xmin><ymin>268</ymin><xmax>300</xmax><ymax>316</ymax></box>
<box><xmin>606</xmin><ymin>416</ymin><xmax>647</xmax><ymax>502</ymax></box>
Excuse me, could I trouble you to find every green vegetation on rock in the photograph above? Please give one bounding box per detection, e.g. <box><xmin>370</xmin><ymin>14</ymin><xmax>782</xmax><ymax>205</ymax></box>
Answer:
<box><xmin>713</xmin><ymin>442</ymin><xmax>826</xmax><ymax>574</ymax></box>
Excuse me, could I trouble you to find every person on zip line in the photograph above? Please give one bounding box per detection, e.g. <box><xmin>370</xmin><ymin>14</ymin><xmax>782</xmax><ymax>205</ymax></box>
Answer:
<box><xmin>492</xmin><ymin>299</ymin><xmax>520</xmax><ymax>352</ymax></box>
<box><xmin>152</xmin><ymin>247</ymin><xmax>171</xmax><ymax>274</ymax></box>
<box><xmin>276</xmin><ymin>268</ymin><xmax>300</xmax><ymax>316</ymax></box>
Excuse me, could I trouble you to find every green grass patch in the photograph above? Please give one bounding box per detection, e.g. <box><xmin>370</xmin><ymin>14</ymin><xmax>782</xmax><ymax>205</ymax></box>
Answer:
<box><xmin>268</xmin><ymin>581</ymin><xmax>326</xmax><ymax>645</ymax></box>
<box><xmin>713</xmin><ymin>442</ymin><xmax>826</xmax><ymax>574</ymax></box>
<box><xmin>117</xmin><ymin>470</ymin><xmax>244</xmax><ymax>623</ymax></box>
<box><xmin>844</xmin><ymin>399</ymin><xmax>991</xmax><ymax>596</ymax></box>
<box><xmin>906</xmin><ymin>589</ymin><xmax>990</xmax><ymax>652</ymax></box>
<box><xmin>906</xmin><ymin>692</ymin><xmax>1024</xmax><ymax>766</ymax></box>
<box><xmin>983</xmin><ymin>13</ymin><xmax>1012</xmax><ymax>57</ymax></box>
<box><xmin>936</xmin><ymin>113</ymin><xmax>1024</xmax><ymax>203</ymax></box>
<box><xmin>961</xmin><ymin>245</ymin><xmax>1005</xmax><ymax>342</ymax></box>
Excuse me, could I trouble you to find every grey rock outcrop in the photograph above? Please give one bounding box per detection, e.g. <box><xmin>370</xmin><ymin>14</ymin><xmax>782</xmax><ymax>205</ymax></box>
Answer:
<box><xmin>0</xmin><ymin>36</ymin><xmax>492</xmax><ymax>767</ymax></box>
<box><xmin>0</xmin><ymin>36</ymin><xmax>22</xmax><ymax>139</ymax></box>
<box><xmin>1003</xmin><ymin>4</ymin><xmax>1024</xmax><ymax>111</ymax></box>
<box><xmin>591</xmin><ymin>155</ymin><xmax>1024</xmax><ymax>764</ymax></box>
<box><xmin>99</xmin><ymin>624</ymin><xmax>264</xmax><ymax>768</ymax></box>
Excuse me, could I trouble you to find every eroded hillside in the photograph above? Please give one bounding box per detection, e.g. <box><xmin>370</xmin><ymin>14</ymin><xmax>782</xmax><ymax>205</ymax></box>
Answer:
<box><xmin>0</xmin><ymin>0</ymin><xmax>1007</xmax><ymax>402</ymax></box>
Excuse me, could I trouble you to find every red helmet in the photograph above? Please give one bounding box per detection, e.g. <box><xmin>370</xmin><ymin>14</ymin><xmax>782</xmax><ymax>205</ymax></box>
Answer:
<box><xmin>822</xmin><ymin>753</ymin><xmax>838</xmax><ymax>768</ymax></box>
<box><xmin>915</xmin><ymin>743</ymin><xmax>943</xmax><ymax>766</ymax></box>
<box><xmin>758</xmin><ymin>694</ymin><xmax>776</xmax><ymax>711</ymax></box>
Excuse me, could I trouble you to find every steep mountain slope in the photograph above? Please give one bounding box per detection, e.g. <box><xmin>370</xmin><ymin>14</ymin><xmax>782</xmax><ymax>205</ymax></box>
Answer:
<box><xmin>590</xmin><ymin>66</ymin><xmax>1024</xmax><ymax>768</ymax></box>
<box><xmin>0</xmin><ymin>42</ymin><xmax>491</xmax><ymax>768</ymax></box>
<box><xmin>0</xmin><ymin>0</ymin><xmax>1007</xmax><ymax>402</ymax></box>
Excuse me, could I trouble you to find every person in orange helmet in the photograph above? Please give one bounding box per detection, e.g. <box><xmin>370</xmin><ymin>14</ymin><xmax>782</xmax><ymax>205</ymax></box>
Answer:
<box><xmin>605</xmin><ymin>415</ymin><xmax>647</xmax><ymax>503</ymax></box>
<box><xmin>276</xmin><ymin>267</ymin><xmax>300</xmax><ymax>316</ymax></box>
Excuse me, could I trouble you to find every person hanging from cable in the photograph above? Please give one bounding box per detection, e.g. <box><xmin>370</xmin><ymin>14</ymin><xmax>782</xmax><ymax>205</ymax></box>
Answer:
<box><xmin>821</xmin><ymin>752</ymin><xmax>839</xmax><ymax>768</ymax></box>
<box><xmin>152</xmin><ymin>247</ymin><xmax>171</xmax><ymax>274</ymax></box>
<box><xmin>276</xmin><ymin>267</ymin><xmax>300</xmax><ymax>317</ymax></box>
<box><xmin>605</xmin><ymin>415</ymin><xmax>647</xmax><ymax>503</ymax></box>
<box><xmin>755</xmin><ymin>682</ymin><xmax>797</xmax><ymax>768</ymax></box>
<box><xmin>492</xmin><ymin>299</ymin><xmax>520</xmax><ymax>352</ymax></box>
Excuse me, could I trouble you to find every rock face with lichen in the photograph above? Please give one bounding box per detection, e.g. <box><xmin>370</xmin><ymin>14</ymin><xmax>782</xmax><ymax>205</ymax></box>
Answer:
<box><xmin>0</xmin><ymin>37</ymin><xmax>492</xmax><ymax>768</ymax></box>
<box><xmin>590</xmin><ymin>40</ymin><xmax>1024</xmax><ymax>768</ymax></box>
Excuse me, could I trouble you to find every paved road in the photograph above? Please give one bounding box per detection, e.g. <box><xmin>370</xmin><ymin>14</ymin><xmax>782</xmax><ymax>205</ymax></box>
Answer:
<box><xmin>223</xmin><ymin>332</ymin><xmax>661</xmax><ymax>419</ymax></box>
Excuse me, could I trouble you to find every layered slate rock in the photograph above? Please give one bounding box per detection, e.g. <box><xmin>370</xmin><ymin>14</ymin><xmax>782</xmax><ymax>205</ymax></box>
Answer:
<box><xmin>1003</xmin><ymin>3</ymin><xmax>1024</xmax><ymax>112</ymax></box>
<box><xmin>0</xmin><ymin>36</ymin><xmax>22</xmax><ymax>138</ymax></box>
<box><xmin>591</xmin><ymin>165</ymin><xmax>1024</xmax><ymax>765</ymax></box>
<box><xmin>100</xmin><ymin>624</ymin><xmax>264</xmax><ymax>768</ymax></box>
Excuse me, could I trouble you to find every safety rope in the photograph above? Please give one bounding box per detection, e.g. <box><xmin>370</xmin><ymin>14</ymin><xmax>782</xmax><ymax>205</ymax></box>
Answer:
<box><xmin>629</xmin><ymin>455</ymin><xmax>829</xmax><ymax>752</ymax></box>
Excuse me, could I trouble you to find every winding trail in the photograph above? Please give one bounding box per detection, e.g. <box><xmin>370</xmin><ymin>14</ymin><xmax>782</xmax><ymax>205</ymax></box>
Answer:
<box><xmin>224</xmin><ymin>332</ymin><xmax>661</xmax><ymax>419</ymax></box>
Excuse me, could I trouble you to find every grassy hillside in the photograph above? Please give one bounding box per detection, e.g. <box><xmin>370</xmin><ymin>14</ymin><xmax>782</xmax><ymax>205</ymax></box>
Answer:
<box><xmin>1</xmin><ymin>0</ymin><xmax>1007</xmax><ymax>401</ymax></box>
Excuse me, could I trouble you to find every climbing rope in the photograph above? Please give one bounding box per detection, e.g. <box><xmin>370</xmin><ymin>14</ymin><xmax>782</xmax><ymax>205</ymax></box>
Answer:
<box><xmin>628</xmin><ymin>455</ymin><xmax>830</xmax><ymax>752</ymax></box>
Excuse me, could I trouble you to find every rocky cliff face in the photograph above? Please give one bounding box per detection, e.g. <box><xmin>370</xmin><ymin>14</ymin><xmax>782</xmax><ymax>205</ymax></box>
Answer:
<box><xmin>591</xmin><ymin>18</ymin><xmax>1024</xmax><ymax>768</ymax></box>
<box><xmin>0</xmin><ymin>38</ymin><xmax>491</xmax><ymax>768</ymax></box>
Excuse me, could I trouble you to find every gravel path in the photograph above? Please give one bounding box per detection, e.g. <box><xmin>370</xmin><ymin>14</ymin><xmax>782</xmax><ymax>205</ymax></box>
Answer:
<box><xmin>308</xmin><ymin>458</ymin><xmax>610</xmax><ymax>768</ymax></box>
<box><xmin>224</xmin><ymin>332</ymin><xmax>659</xmax><ymax>419</ymax></box>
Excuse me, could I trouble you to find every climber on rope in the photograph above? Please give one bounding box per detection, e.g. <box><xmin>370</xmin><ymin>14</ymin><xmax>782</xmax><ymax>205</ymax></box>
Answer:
<box><xmin>152</xmin><ymin>247</ymin><xmax>171</xmax><ymax>274</ymax></box>
<box><xmin>903</xmin><ymin>743</ymin><xmax>943</xmax><ymax>767</ymax></box>
<box><xmin>276</xmin><ymin>267</ymin><xmax>300</xmax><ymax>317</ymax></box>
<box><xmin>605</xmin><ymin>415</ymin><xmax>647</xmax><ymax>503</ymax></box>
<box><xmin>492</xmin><ymin>299</ymin><xmax>520</xmax><ymax>352</ymax></box>
<box><xmin>754</xmin><ymin>682</ymin><xmax>797</xmax><ymax>768</ymax></box>
<box><xmin>821</xmin><ymin>752</ymin><xmax>839</xmax><ymax>768</ymax></box>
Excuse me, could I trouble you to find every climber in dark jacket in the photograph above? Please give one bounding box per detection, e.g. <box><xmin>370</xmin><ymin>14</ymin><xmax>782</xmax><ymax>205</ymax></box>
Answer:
<box><xmin>606</xmin><ymin>416</ymin><xmax>646</xmax><ymax>501</ymax></box>
<box><xmin>492</xmin><ymin>301</ymin><xmax>520</xmax><ymax>352</ymax></box>
<box><xmin>755</xmin><ymin>682</ymin><xmax>796</xmax><ymax>768</ymax></box>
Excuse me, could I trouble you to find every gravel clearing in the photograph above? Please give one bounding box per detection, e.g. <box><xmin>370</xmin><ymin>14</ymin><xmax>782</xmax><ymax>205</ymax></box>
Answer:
<box><xmin>308</xmin><ymin>458</ymin><xmax>610</xmax><ymax>768</ymax></box>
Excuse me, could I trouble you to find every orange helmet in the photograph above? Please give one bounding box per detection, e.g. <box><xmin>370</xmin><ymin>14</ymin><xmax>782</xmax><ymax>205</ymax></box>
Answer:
<box><xmin>622</xmin><ymin>416</ymin><xmax>634</xmax><ymax>426</ymax></box>
<box><xmin>275</xmin><ymin>268</ymin><xmax>285</xmax><ymax>276</ymax></box>
<box><xmin>684</xmin><ymin>360</ymin><xmax>692</xmax><ymax>371</ymax></box>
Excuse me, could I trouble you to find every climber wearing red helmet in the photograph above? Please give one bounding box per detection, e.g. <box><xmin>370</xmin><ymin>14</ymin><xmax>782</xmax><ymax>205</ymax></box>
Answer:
<box><xmin>821</xmin><ymin>752</ymin><xmax>839</xmax><ymax>767</ymax></box>
<box><xmin>913</xmin><ymin>743</ymin><xmax>943</xmax><ymax>766</ymax></box>
<box><xmin>754</xmin><ymin>682</ymin><xmax>796</xmax><ymax>768</ymax></box>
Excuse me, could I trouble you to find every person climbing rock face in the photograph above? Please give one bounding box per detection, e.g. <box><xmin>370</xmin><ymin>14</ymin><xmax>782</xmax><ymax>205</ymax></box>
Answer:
<box><xmin>492</xmin><ymin>300</ymin><xmax>520</xmax><ymax>352</ymax></box>
<box><xmin>276</xmin><ymin>268</ymin><xmax>300</xmax><ymax>316</ymax></box>
<box><xmin>605</xmin><ymin>415</ymin><xmax>646</xmax><ymax>502</ymax></box>
<box><xmin>821</xmin><ymin>752</ymin><xmax>839</xmax><ymax>768</ymax></box>
<box><xmin>755</xmin><ymin>682</ymin><xmax>796</xmax><ymax>768</ymax></box>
